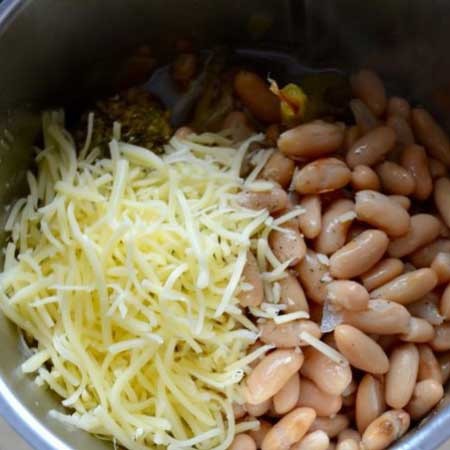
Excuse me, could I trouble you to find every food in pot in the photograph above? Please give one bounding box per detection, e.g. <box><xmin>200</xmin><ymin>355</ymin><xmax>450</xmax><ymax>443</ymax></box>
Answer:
<box><xmin>1</xmin><ymin>56</ymin><xmax>449</xmax><ymax>450</ymax></box>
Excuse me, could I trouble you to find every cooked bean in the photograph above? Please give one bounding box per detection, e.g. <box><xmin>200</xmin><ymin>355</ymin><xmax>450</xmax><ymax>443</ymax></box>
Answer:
<box><xmin>298</xmin><ymin>195</ymin><xmax>322</xmax><ymax>239</ymax></box>
<box><xmin>219</xmin><ymin>71</ymin><xmax>450</xmax><ymax>450</ymax></box>
<box><xmin>249</xmin><ymin>421</ymin><xmax>272</xmax><ymax>449</ymax></box>
<box><xmin>233</xmin><ymin>402</ymin><xmax>247</xmax><ymax>419</ymax></box>
<box><xmin>261</xmin><ymin>151</ymin><xmax>295</xmax><ymax>189</ymax></box>
<box><xmin>246</xmin><ymin>398</ymin><xmax>272</xmax><ymax>417</ymax></box>
<box><xmin>349</xmin><ymin>99</ymin><xmax>379</xmax><ymax>134</ymax></box>
<box><xmin>370</xmin><ymin>269</ymin><xmax>437</xmax><ymax>305</ymax></box>
<box><xmin>174</xmin><ymin>126</ymin><xmax>194</xmax><ymax>140</ymax></box>
<box><xmin>385</xmin><ymin>343</ymin><xmax>419</xmax><ymax>408</ymax></box>
<box><xmin>431</xmin><ymin>252</ymin><xmax>450</xmax><ymax>284</ymax></box>
<box><xmin>346</xmin><ymin>126</ymin><xmax>396</xmax><ymax>168</ymax></box>
<box><xmin>355</xmin><ymin>190</ymin><xmax>410</xmax><ymax>237</ymax></box>
<box><xmin>301</xmin><ymin>347</ymin><xmax>352</xmax><ymax>396</ymax></box>
<box><xmin>244</xmin><ymin>349</ymin><xmax>304</xmax><ymax>404</ymax></box>
<box><xmin>434</xmin><ymin>177</ymin><xmax>450</xmax><ymax>228</ymax></box>
<box><xmin>309</xmin><ymin>415</ymin><xmax>349</xmax><ymax>439</ymax></box>
<box><xmin>401</xmin><ymin>145</ymin><xmax>433</xmax><ymax>200</ymax></box>
<box><xmin>351</xmin><ymin>69</ymin><xmax>386</xmax><ymax>116</ymax></box>
<box><xmin>306</xmin><ymin>303</ymin><xmax>326</xmax><ymax>325</ymax></box>
<box><xmin>262</xmin><ymin>407</ymin><xmax>316</xmax><ymax>450</ymax></box>
<box><xmin>278</xmin><ymin>271</ymin><xmax>309</xmax><ymax>313</ymax></box>
<box><xmin>247</xmin><ymin>341</ymin><xmax>266</xmax><ymax>368</ymax></box>
<box><xmin>337</xmin><ymin>429</ymin><xmax>361</xmax><ymax>444</ymax></box>
<box><xmin>342</xmin><ymin>393</ymin><xmax>356</xmax><ymax>411</ymax></box>
<box><xmin>438</xmin><ymin>352</ymin><xmax>450</xmax><ymax>384</ymax></box>
<box><xmin>408</xmin><ymin>293</ymin><xmax>444</xmax><ymax>326</ymax></box>
<box><xmin>278</xmin><ymin>121</ymin><xmax>345</xmax><ymax>159</ymax></box>
<box><xmin>296</xmin><ymin>250</ymin><xmax>330</xmax><ymax>304</ymax></box>
<box><xmin>346</xmin><ymin>223</ymin><xmax>368</xmax><ymax>242</ymax></box>
<box><xmin>440</xmin><ymin>221</ymin><xmax>450</xmax><ymax>238</ymax></box>
<box><xmin>321</xmin><ymin>332</ymin><xmax>338</xmax><ymax>349</ymax></box>
<box><xmin>273</xmin><ymin>373</ymin><xmax>300</xmax><ymax>415</ymax></box>
<box><xmin>276</xmin><ymin>196</ymin><xmax>303</xmax><ymax>230</ymax></box>
<box><xmin>329</xmin><ymin>229</ymin><xmax>389</xmax><ymax>279</ymax></box>
<box><xmin>440</xmin><ymin>283</ymin><xmax>450</xmax><ymax>320</ymax></box>
<box><xmin>222</xmin><ymin>111</ymin><xmax>254</xmax><ymax>142</ymax></box>
<box><xmin>229</xmin><ymin>433</ymin><xmax>257</xmax><ymax>450</ymax></box>
<box><xmin>292</xmin><ymin>430</ymin><xmax>330</xmax><ymax>450</ymax></box>
<box><xmin>430</xmin><ymin>323</ymin><xmax>450</xmax><ymax>352</ymax></box>
<box><xmin>429</xmin><ymin>158</ymin><xmax>447</xmax><ymax>179</ymax></box>
<box><xmin>406</xmin><ymin>379</ymin><xmax>444</xmax><ymax>420</ymax></box>
<box><xmin>295</xmin><ymin>158</ymin><xmax>351</xmax><ymax>195</ymax></box>
<box><xmin>319</xmin><ymin>190</ymin><xmax>352</xmax><ymax>210</ymax></box>
<box><xmin>360</xmin><ymin>258</ymin><xmax>404</xmax><ymax>291</ymax></box>
<box><xmin>388</xmin><ymin>214</ymin><xmax>442</xmax><ymax>257</ymax></box>
<box><xmin>335</xmin><ymin>439</ymin><xmax>359</xmax><ymax>450</ymax></box>
<box><xmin>388</xmin><ymin>195</ymin><xmax>411</xmax><ymax>210</ymax></box>
<box><xmin>402</xmin><ymin>262</ymin><xmax>418</xmax><ymax>275</ymax></box>
<box><xmin>411</xmin><ymin>108</ymin><xmax>450</xmax><ymax>167</ymax></box>
<box><xmin>387</xmin><ymin>97</ymin><xmax>411</xmax><ymax>121</ymax></box>
<box><xmin>269</xmin><ymin>226</ymin><xmax>306</xmax><ymax>266</ymax></box>
<box><xmin>376</xmin><ymin>335</ymin><xmax>399</xmax><ymax>353</ymax></box>
<box><xmin>401</xmin><ymin>261</ymin><xmax>418</xmax><ymax>273</ymax></box>
<box><xmin>342</xmin><ymin>379</ymin><xmax>357</xmax><ymax>398</ymax></box>
<box><xmin>386</xmin><ymin>115</ymin><xmax>415</xmax><ymax>147</ymax></box>
<box><xmin>237</xmin><ymin>185</ymin><xmax>288</xmax><ymax>212</ymax></box>
<box><xmin>342</xmin><ymin>299</ymin><xmax>411</xmax><ymax>335</ymax></box>
<box><xmin>344</xmin><ymin>125</ymin><xmax>361</xmax><ymax>150</ymax></box>
<box><xmin>400</xmin><ymin>317</ymin><xmax>435</xmax><ymax>343</ymax></box>
<box><xmin>409</xmin><ymin>238</ymin><xmax>450</xmax><ymax>267</ymax></box>
<box><xmin>355</xmin><ymin>374</ymin><xmax>385</xmax><ymax>434</ymax></box>
<box><xmin>327</xmin><ymin>280</ymin><xmax>369</xmax><ymax>311</ymax></box>
<box><xmin>297</xmin><ymin>378</ymin><xmax>343</xmax><ymax>417</ymax></box>
<box><xmin>265</xmin><ymin>124</ymin><xmax>281</xmax><ymax>146</ymax></box>
<box><xmin>404</xmin><ymin>261</ymin><xmax>421</xmax><ymax>272</ymax></box>
<box><xmin>239</xmin><ymin>251</ymin><xmax>264</xmax><ymax>307</ymax></box>
<box><xmin>361</xmin><ymin>410</ymin><xmax>410</xmax><ymax>450</ymax></box>
<box><xmin>334</xmin><ymin>325</ymin><xmax>389</xmax><ymax>373</ymax></box>
<box><xmin>375</xmin><ymin>161</ymin><xmax>415</xmax><ymax>196</ymax></box>
<box><xmin>418</xmin><ymin>344</ymin><xmax>443</xmax><ymax>383</ymax></box>
<box><xmin>351</xmin><ymin>165</ymin><xmax>381</xmax><ymax>191</ymax></box>
<box><xmin>234</xmin><ymin>71</ymin><xmax>280</xmax><ymax>123</ymax></box>
<box><xmin>259</xmin><ymin>320</ymin><xmax>321</xmax><ymax>348</ymax></box>
<box><xmin>315</xmin><ymin>200</ymin><xmax>355</xmax><ymax>255</ymax></box>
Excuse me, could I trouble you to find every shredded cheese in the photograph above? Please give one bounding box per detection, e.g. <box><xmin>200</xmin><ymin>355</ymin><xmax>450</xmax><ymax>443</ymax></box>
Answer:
<box><xmin>337</xmin><ymin>211</ymin><xmax>357</xmax><ymax>223</ymax></box>
<box><xmin>299</xmin><ymin>331</ymin><xmax>349</xmax><ymax>366</ymax></box>
<box><xmin>272</xmin><ymin>207</ymin><xmax>306</xmax><ymax>226</ymax></box>
<box><xmin>316</xmin><ymin>253</ymin><xmax>330</xmax><ymax>266</ymax></box>
<box><xmin>273</xmin><ymin>311</ymin><xmax>310</xmax><ymax>324</ymax></box>
<box><xmin>0</xmin><ymin>112</ymin><xmax>280</xmax><ymax>450</ymax></box>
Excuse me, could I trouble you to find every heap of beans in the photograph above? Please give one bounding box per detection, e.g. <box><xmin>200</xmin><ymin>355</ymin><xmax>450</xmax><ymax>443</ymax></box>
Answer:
<box><xmin>225</xmin><ymin>69</ymin><xmax>450</xmax><ymax>450</ymax></box>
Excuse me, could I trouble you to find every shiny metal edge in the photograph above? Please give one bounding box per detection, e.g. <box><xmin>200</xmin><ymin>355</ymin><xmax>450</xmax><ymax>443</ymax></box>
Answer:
<box><xmin>0</xmin><ymin>1</ymin><xmax>449</xmax><ymax>450</ymax></box>
<box><xmin>0</xmin><ymin>4</ymin><xmax>66</xmax><ymax>449</ymax></box>
<box><xmin>0</xmin><ymin>0</ymin><xmax>27</xmax><ymax>36</ymax></box>
<box><xmin>0</xmin><ymin>377</ymin><xmax>73</xmax><ymax>450</ymax></box>
<box><xmin>393</xmin><ymin>400</ymin><xmax>450</xmax><ymax>450</ymax></box>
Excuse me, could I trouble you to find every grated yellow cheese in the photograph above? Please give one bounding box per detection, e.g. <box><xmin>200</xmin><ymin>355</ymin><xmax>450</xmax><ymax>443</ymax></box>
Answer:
<box><xmin>299</xmin><ymin>331</ymin><xmax>348</xmax><ymax>366</ymax></box>
<box><xmin>0</xmin><ymin>111</ymin><xmax>279</xmax><ymax>450</ymax></box>
<box><xmin>273</xmin><ymin>311</ymin><xmax>310</xmax><ymax>324</ymax></box>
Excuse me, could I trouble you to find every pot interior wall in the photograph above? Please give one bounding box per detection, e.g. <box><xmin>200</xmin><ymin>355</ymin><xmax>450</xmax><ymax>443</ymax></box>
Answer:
<box><xmin>0</xmin><ymin>1</ymin><xmax>449</xmax><ymax>449</ymax></box>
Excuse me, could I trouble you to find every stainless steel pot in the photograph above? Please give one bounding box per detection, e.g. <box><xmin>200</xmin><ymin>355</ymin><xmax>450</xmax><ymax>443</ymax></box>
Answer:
<box><xmin>0</xmin><ymin>1</ymin><xmax>450</xmax><ymax>449</ymax></box>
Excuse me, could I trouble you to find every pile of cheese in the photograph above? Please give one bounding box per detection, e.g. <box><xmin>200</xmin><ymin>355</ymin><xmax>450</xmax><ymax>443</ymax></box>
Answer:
<box><xmin>0</xmin><ymin>111</ymin><xmax>288</xmax><ymax>450</ymax></box>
